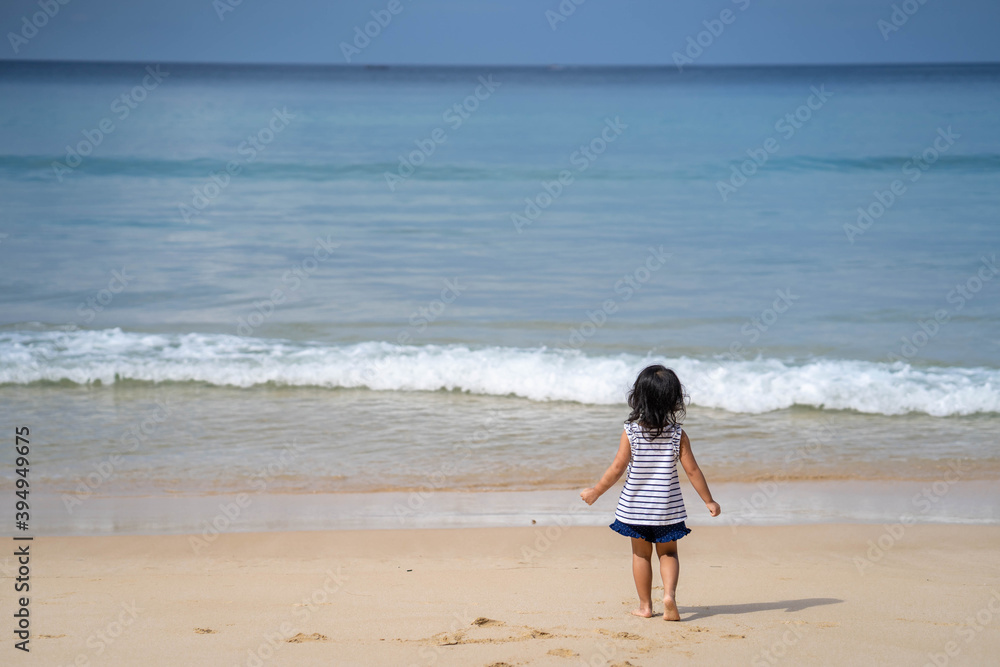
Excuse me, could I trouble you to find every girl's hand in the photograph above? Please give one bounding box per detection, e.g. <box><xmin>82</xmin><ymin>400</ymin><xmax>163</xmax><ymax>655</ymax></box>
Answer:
<box><xmin>706</xmin><ymin>501</ymin><xmax>721</xmax><ymax>517</ymax></box>
<box><xmin>580</xmin><ymin>488</ymin><xmax>600</xmax><ymax>505</ymax></box>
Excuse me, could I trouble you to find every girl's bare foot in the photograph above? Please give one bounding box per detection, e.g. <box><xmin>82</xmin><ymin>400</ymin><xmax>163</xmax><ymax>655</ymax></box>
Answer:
<box><xmin>662</xmin><ymin>597</ymin><xmax>680</xmax><ymax>621</ymax></box>
<box><xmin>630</xmin><ymin>605</ymin><xmax>653</xmax><ymax>618</ymax></box>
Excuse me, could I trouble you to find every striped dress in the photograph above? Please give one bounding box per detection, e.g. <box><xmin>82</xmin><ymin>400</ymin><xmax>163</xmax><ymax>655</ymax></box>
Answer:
<box><xmin>613</xmin><ymin>420</ymin><xmax>687</xmax><ymax>526</ymax></box>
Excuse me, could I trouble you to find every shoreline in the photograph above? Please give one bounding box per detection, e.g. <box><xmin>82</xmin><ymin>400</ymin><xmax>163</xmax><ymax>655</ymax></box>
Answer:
<box><xmin>18</xmin><ymin>524</ymin><xmax>1000</xmax><ymax>666</ymax></box>
<box><xmin>17</xmin><ymin>479</ymin><xmax>1000</xmax><ymax>537</ymax></box>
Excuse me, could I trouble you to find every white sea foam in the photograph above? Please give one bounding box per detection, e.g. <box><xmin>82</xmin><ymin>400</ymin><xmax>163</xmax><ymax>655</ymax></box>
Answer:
<box><xmin>2</xmin><ymin>328</ymin><xmax>998</xmax><ymax>417</ymax></box>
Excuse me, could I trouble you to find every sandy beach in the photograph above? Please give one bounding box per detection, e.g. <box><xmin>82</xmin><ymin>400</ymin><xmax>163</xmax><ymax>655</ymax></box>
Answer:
<box><xmin>16</xmin><ymin>523</ymin><xmax>999</xmax><ymax>666</ymax></box>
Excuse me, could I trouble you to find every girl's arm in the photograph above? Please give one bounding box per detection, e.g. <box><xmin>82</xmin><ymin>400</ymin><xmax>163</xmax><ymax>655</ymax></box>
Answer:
<box><xmin>580</xmin><ymin>430</ymin><xmax>631</xmax><ymax>505</ymax></box>
<box><xmin>679</xmin><ymin>430</ymin><xmax>721</xmax><ymax>516</ymax></box>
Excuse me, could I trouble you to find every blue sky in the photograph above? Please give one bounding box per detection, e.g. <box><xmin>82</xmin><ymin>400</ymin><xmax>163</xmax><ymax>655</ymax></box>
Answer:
<box><xmin>2</xmin><ymin>0</ymin><xmax>999</xmax><ymax>66</ymax></box>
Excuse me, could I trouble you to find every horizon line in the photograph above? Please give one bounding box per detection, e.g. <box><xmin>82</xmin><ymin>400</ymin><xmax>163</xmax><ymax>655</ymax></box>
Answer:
<box><xmin>1</xmin><ymin>58</ymin><xmax>999</xmax><ymax>70</ymax></box>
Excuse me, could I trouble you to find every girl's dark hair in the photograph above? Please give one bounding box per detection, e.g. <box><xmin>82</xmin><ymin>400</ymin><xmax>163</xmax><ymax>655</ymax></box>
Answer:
<box><xmin>626</xmin><ymin>365</ymin><xmax>686</xmax><ymax>438</ymax></box>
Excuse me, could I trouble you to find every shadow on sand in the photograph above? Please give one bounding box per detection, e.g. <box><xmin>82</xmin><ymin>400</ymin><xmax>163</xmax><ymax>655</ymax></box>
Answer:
<box><xmin>677</xmin><ymin>598</ymin><xmax>843</xmax><ymax>622</ymax></box>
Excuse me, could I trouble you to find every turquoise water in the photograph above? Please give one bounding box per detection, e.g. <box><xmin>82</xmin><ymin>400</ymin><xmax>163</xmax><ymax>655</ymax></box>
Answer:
<box><xmin>0</xmin><ymin>62</ymin><xmax>998</xmax><ymax>526</ymax></box>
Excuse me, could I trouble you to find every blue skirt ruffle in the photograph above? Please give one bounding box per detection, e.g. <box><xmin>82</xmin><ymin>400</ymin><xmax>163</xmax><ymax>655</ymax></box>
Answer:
<box><xmin>609</xmin><ymin>519</ymin><xmax>691</xmax><ymax>543</ymax></box>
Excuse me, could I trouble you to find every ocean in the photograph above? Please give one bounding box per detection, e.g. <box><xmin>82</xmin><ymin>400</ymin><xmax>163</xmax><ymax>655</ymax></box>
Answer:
<box><xmin>1</xmin><ymin>61</ymin><xmax>998</xmax><ymax>533</ymax></box>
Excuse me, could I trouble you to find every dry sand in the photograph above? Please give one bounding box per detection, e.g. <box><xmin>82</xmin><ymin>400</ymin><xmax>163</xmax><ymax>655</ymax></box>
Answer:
<box><xmin>14</xmin><ymin>524</ymin><xmax>1000</xmax><ymax>666</ymax></box>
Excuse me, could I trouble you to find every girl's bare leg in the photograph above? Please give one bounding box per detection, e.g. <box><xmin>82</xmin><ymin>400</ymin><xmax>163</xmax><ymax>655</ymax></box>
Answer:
<box><xmin>656</xmin><ymin>541</ymin><xmax>680</xmax><ymax>621</ymax></box>
<box><xmin>629</xmin><ymin>537</ymin><xmax>654</xmax><ymax>617</ymax></box>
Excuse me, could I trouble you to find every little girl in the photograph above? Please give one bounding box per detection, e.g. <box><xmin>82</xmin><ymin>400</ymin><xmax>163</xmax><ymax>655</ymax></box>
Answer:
<box><xmin>581</xmin><ymin>365</ymin><xmax>721</xmax><ymax>621</ymax></box>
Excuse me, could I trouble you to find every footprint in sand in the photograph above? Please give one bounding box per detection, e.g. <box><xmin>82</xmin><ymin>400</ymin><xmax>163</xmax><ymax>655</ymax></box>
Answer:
<box><xmin>194</xmin><ymin>628</ymin><xmax>216</xmax><ymax>634</ymax></box>
<box><xmin>434</xmin><ymin>632</ymin><xmax>466</xmax><ymax>646</ymax></box>
<box><xmin>424</xmin><ymin>619</ymin><xmax>560</xmax><ymax>648</ymax></box>
<box><xmin>286</xmin><ymin>633</ymin><xmax>328</xmax><ymax>643</ymax></box>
